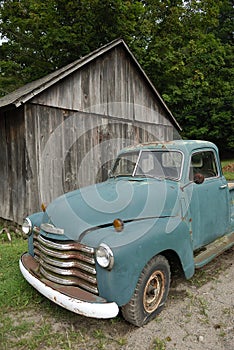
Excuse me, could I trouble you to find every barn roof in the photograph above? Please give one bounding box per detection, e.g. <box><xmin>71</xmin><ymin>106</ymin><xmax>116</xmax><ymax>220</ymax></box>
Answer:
<box><xmin>0</xmin><ymin>38</ymin><xmax>181</xmax><ymax>130</ymax></box>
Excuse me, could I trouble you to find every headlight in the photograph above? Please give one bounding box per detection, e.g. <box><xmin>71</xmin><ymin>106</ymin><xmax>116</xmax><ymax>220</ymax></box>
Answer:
<box><xmin>96</xmin><ymin>243</ymin><xmax>114</xmax><ymax>270</ymax></box>
<box><xmin>22</xmin><ymin>218</ymin><xmax>32</xmax><ymax>236</ymax></box>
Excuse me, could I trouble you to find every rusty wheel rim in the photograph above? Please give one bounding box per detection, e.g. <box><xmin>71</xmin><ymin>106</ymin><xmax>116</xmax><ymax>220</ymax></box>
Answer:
<box><xmin>143</xmin><ymin>270</ymin><xmax>165</xmax><ymax>313</ymax></box>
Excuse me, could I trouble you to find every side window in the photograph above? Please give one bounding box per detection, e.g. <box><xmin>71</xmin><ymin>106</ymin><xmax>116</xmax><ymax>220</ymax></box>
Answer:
<box><xmin>189</xmin><ymin>151</ymin><xmax>218</xmax><ymax>181</ymax></box>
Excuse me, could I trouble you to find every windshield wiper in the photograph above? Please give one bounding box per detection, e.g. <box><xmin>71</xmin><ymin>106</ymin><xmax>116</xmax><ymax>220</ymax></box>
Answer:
<box><xmin>109</xmin><ymin>174</ymin><xmax>132</xmax><ymax>178</ymax></box>
<box><xmin>135</xmin><ymin>174</ymin><xmax>164</xmax><ymax>180</ymax></box>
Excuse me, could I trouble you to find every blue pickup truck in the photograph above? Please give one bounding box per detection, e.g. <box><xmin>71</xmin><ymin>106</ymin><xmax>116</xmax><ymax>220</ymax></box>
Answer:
<box><xmin>20</xmin><ymin>140</ymin><xmax>234</xmax><ymax>326</ymax></box>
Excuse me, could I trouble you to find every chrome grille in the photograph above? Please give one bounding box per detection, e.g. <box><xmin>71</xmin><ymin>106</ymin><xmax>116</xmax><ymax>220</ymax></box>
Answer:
<box><xmin>33</xmin><ymin>233</ymin><xmax>98</xmax><ymax>294</ymax></box>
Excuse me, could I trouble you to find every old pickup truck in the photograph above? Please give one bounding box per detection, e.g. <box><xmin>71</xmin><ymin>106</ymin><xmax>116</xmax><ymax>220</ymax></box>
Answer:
<box><xmin>20</xmin><ymin>140</ymin><xmax>234</xmax><ymax>326</ymax></box>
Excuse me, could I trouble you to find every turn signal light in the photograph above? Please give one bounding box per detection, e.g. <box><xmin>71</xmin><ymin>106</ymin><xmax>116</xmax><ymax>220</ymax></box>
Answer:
<box><xmin>41</xmin><ymin>203</ymin><xmax>47</xmax><ymax>212</ymax></box>
<box><xmin>113</xmin><ymin>218</ymin><xmax>124</xmax><ymax>232</ymax></box>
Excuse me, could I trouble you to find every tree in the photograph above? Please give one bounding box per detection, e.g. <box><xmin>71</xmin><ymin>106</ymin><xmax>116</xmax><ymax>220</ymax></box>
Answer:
<box><xmin>141</xmin><ymin>0</ymin><xmax>234</xmax><ymax>153</ymax></box>
<box><xmin>0</xmin><ymin>0</ymin><xmax>233</xmax><ymax>153</ymax></box>
<box><xmin>0</xmin><ymin>0</ymin><xmax>146</xmax><ymax>93</ymax></box>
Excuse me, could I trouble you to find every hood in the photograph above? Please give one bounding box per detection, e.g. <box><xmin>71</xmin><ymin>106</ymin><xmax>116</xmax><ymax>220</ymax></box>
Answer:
<box><xmin>42</xmin><ymin>178</ymin><xmax>180</xmax><ymax>241</ymax></box>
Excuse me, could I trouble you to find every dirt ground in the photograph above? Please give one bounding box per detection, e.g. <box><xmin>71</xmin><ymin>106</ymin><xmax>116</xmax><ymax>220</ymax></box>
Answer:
<box><xmin>10</xmin><ymin>246</ymin><xmax>233</xmax><ymax>350</ymax></box>
<box><xmin>122</xmin><ymin>247</ymin><xmax>234</xmax><ymax>350</ymax></box>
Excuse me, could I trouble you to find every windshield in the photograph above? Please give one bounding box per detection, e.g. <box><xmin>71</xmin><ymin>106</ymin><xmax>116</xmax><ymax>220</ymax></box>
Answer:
<box><xmin>111</xmin><ymin>150</ymin><xmax>183</xmax><ymax>180</ymax></box>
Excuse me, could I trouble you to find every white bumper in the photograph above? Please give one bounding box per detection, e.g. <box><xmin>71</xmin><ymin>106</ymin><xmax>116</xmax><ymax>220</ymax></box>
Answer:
<box><xmin>19</xmin><ymin>257</ymin><xmax>119</xmax><ymax>319</ymax></box>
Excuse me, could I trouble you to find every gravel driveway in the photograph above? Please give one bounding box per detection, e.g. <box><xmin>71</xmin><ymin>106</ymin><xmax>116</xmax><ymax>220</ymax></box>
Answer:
<box><xmin>123</xmin><ymin>247</ymin><xmax>234</xmax><ymax>350</ymax></box>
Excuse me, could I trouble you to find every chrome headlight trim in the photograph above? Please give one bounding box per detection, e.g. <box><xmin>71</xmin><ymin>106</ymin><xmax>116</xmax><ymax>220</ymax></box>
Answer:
<box><xmin>22</xmin><ymin>217</ymin><xmax>33</xmax><ymax>236</ymax></box>
<box><xmin>96</xmin><ymin>243</ymin><xmax>114</xmax><ymax>270</ymax></box>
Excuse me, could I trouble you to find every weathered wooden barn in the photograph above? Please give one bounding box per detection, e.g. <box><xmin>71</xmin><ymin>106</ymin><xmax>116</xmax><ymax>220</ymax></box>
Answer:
<box><xmin>0</xmin><ymin>39</ymin><xmax>181</xmax><ymax>224</ymax></box>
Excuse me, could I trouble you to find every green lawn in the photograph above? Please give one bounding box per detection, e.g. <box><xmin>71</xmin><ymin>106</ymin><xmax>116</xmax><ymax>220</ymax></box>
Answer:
<box><xmin>0</xmin><ymin>233</ymin><xmax>127</xmax><ymax>350</ymax></box>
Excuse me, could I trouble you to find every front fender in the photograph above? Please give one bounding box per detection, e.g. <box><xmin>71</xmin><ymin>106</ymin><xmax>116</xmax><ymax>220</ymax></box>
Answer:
<box><xmin>85</xmin><ymin>217</ymin><xmax>194</xmax><ymax>306</ymax></box>
<box><xmin>27</xmin><ymin>211</ymin><xmax>44</xmax><ymax>228</ymax></box>
<box><xmin>26</xmin><ymin>212</ymin><xmax>44</xmax><ymax>256</ymax></box>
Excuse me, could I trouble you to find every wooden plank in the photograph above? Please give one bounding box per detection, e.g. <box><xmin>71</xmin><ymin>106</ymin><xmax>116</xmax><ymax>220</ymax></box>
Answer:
<box><xmin>31</xmin><ymin>46</ymin><xmax>173</xmax><ymax>129</ymax></box>
<box><xmin>0</xmin><ymin>108</ymin><xmax>26</xmax><ymax>223</ymax></box>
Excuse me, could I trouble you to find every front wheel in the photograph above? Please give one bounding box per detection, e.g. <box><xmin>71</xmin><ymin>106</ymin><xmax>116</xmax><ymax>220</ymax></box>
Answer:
<box><xmin>121</xmin><ymin>255</ymin><xmax>170</xmax><ymax>327</ymax></box>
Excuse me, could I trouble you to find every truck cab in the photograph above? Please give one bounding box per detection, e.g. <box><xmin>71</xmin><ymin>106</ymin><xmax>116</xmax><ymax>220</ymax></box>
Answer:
<box><xmin>20</xmin><ymin>140</ymin><xmax>234</xmax><ymax>326</ymax></box>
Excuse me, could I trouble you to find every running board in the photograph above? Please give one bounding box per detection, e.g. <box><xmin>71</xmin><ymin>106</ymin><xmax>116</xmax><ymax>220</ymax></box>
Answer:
<box><xmin>194</xmin><ymin>232</ymin><xmax>234</xmax><ymax>269</ymax></box>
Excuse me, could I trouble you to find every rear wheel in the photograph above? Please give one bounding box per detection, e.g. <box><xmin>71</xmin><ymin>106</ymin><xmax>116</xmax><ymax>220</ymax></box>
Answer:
<box><xmin>121</xmin><ymin>255</ymin><xmax>170</xmax><ymax>327</ymax></box>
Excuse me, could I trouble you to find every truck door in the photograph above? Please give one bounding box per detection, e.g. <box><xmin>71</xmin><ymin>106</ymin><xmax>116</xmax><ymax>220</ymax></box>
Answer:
<box><xmin>188</xmin><ymin>149</ymin><xmax>229</xmax><ymax>250</ymax></box>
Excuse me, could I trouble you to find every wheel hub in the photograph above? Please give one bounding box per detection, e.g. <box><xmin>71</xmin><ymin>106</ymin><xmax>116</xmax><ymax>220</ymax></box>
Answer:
<box><xmin>143</xmin><ymin>270</ymin><xmax>165</xmax><ymax>313</ymax></box>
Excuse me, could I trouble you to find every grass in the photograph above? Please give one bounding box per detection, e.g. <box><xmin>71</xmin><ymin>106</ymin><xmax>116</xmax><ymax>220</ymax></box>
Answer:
<box><xmin>0</xmin><ymin>235</ymin><xmax>53</xmax><ymax>349</ymax></box>
<box><xmin>221</xmin><ymin>159</ymin><xmax>234</xmax><ymax>181</ymax></box>
<box><xmin>152</xmin><ymin>337</ymin><xmax>167</xmax><ymax>350</ymax></box>
<box><xmin>0</xmin><ymin>237</ymin><xmax>38</xmax><ymax>309</ymax></box>
<box><xmin>0</xmin><ymin>230</ymin><xmax>129</xmax><ymax>350</ymax></box>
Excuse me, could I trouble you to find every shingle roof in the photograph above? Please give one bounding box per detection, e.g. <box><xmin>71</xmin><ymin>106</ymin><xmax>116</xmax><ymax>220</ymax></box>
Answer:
<box><xmin>0</xmin><ymin>39</ymin><xmax>181</xmax><ymax>130</ymax></box>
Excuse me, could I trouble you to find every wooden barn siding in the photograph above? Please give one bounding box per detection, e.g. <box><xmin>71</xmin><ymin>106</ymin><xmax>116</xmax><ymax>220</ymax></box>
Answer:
<box><xmin>32</xmin><ymin>46</ymin><xmax>171</xmax><ymax>127</ymax></box>
<box><xmin>23</xmin><ymin>103</ymin><xmax>172</xmax><ymax>222</ymax></box>
<box><xmin>0</xmin><ymin>107</ymin><xmax>27</xmax><ymax>222</ymax></box>
<box><xmin>0</xmin><ymin>46</ymin><xmax>176</xmax><ymax>224</ymax></box>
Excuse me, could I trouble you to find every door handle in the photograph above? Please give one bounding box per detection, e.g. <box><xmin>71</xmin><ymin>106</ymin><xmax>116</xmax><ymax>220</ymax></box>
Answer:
<box><xmin>219</xmin><ymin>184</ymin><xmax>227</xmax><ymax>189</ymax></box>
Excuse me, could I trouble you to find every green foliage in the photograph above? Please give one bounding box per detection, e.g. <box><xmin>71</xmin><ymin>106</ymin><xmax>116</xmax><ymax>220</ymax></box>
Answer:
<box><xmin>0</xmin><ymin>0</ymin><xmax>233</xmax><ymax>153</ymax></box>
<box><xmin>0</xmin><ymin>0</ymin><xmax>146</xmax><ymax>87</ymax></box>
<box><xmin>142</xmin><ymin>0</ymin><xmax>234</xmax><ymax>153</ymax></box>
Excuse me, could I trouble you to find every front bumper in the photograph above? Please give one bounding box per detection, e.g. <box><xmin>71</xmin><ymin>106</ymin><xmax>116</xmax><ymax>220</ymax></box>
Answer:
<box><xmin>19</xmin><ymin>253</ymin><xmax>119</xmax><ymax>319</ymax></box>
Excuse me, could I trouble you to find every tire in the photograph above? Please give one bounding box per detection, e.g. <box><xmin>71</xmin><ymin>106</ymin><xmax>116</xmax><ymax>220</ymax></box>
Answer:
<box><xmin>121</xmin><ymin>255</ymin><xmax>171</xmax><ymax>327</ymax></box>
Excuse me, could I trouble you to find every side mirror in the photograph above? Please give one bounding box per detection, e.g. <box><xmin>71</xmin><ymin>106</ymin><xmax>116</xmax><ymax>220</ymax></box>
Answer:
<box><xmin>194</xmin><ymin>173</ymin><xmax>205</xmax><ymax>184</ymax></box>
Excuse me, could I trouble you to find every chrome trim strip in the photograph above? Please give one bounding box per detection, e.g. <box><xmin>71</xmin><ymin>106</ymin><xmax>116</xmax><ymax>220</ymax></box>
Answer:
<box><xmin>33</xmin><ymin>233</ymin><xmax>98</xmax><ymax>295</ymax></box>
<box><xmin>39</xmin><ymin>259</ymin><xmax>97</xmax><ymax>284</ymax></box>
<box><xmin>40</xmin><ymin>266</ymin><xmax>98</xmax><ymax>294</ymax></box>
<box><xmin>34</xmin><ymin>248</ymin><xmax>96</xmax><ymax>275</ymax></box>
<box><xmin>34</xmin><ymin>241</ymin><xmax>95</xmax><ymax>265</ymax></box>
<box><xmin>41</xmin><ymin>223</ymin><xmax>64</xmax><ymax>235</ymax></box>
<box><xmin>132</xmin><ymin>150</ymin><xmax>142</xmax><ymax>176</ymax></box>
<box><xmin>33</xmin><ymin>226</ymin><xmax>40</xmax><ymax>234</ymax></box>
<box><xmin>35</xmin><ymin>233</ymin><xmax>94</xmax><ymax>254</ymax></box>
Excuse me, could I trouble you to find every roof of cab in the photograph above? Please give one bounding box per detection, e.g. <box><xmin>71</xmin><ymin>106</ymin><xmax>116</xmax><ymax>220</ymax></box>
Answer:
<box><xmin>119</xmin><ymin>140</ymin><xmax>218</xmax><ymax>154</ymax></box>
